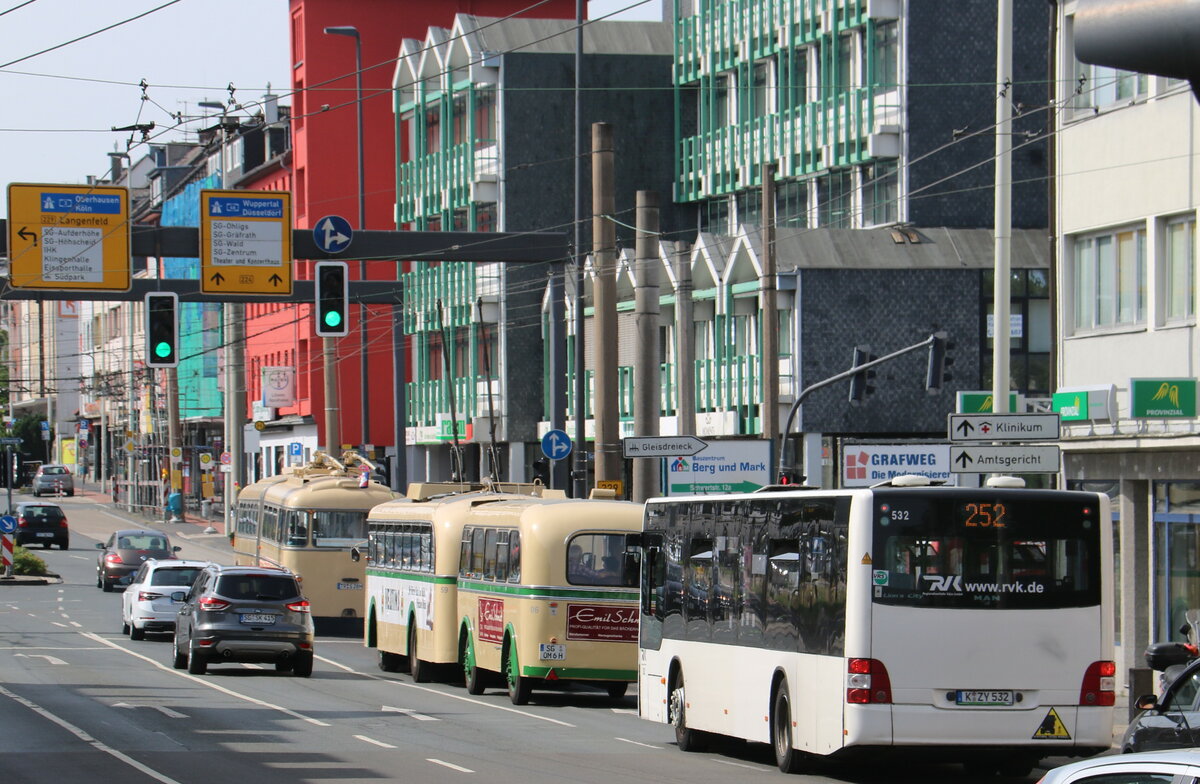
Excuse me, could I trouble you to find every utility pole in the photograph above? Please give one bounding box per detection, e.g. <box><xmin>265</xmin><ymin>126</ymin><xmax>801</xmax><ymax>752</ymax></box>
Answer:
<box><xmin>632</xmin><ymin>191</ymin><xmax>660</xmax><ymax>502</ymax></box>
<box><xmin>569</xmin><ymin>0</ymin><xmax>585</xmax><ymax>496</ymax></box>
<box><xmin>323</xmin><ymin>336</ymin><xmax>341</xmax><ymax>453</ymax></box>
<box><xmin>760</xmin><ymin>164</ymin><xmax>779</xmax><ymax>450</ymax></box>
<box><xmin>673</xmin><ymin>241</ymin><xmax>696</xmax><ymax>436</ymax></box>
<box><xmin>592</xmin><ymin>123</ymin><xmax>620</xmax><ymax>487</ymax></box>
<box><xmin>167</xmin><ymin>366</ymin><xmax>180</xmax><ymax>516</ymax></box>
<box><xmin>993</xmin><ymin>0</ymin><xmax>1013</xmax><ymax>415</ymax></box>
<box><xmin>126</xmin><ymin>300</ymin><xmax>136</xmax><ymax>512</ymax></box>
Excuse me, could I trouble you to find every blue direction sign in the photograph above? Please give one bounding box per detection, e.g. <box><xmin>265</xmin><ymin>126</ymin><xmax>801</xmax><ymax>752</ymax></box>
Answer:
<box><xmin>541</xmin><ymin>429</ymin><xmax>572</xmax><ymax>461</ymax></box>
<box><xmin>0</xmin><ymin>516</ymin><xmax>16</xmax><ymax>535</ymax></box>
<box><xmin>314</xmin><ymin>215</ymin><xmax>353</xmax><ymax>254</ymax></box>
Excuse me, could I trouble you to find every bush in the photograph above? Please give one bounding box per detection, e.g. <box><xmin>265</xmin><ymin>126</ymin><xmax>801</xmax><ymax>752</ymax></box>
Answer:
<box><xmin>13</xmin><ymin>545</ymin><xmax>47</xmax><ymax>576</ymax></box>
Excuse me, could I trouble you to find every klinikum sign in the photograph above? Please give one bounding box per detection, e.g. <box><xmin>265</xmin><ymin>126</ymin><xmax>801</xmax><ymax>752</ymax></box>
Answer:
<box><xmin>1131</xmin><ymin>378</ymin><xmax>1197</xmax><ymax>418</ymax></box>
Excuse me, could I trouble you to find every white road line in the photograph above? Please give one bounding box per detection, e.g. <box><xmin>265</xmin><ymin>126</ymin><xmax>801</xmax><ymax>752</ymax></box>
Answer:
<box><xmin>382</xmin><ymin>705</ymin><xmax>438</xmax><ymax>721</ymax></box>
<box><xmin>14</xmin><ymin>653</ymin><xmax>67</xmax><ymax>665</ymax></box>
<box><xmin>69</xmin><ymin>622</ymin><xmax>82</xmax><ymax>628</ymax></box>
<box><xmin>611</xmin><ymin>708</ymin><xmax>639</xmax><ymax>715</ymax></box>
<box><xmin>713</xmin><ymin>759</ymin><xmax>767</xmax><ymax>771</ymax></box>
<box><xmin>0</xmin><ymin>683</ymin><xmax>182</xmax><ymax>784</ymax></box>
<box><xmin>428</xmin><ymin>759</ymin><xmax>475</xmax><ymax>773</ymax></box>
<box><xmin>354</xmin><ymin>735</ymin><xmax>396</xmax><ymax>749</ymax></box>
<box><xmin>80</xmin><ymin>632</ymin><xmax>330</xmax><ymax>727</ymax></box>
<box><xmin>316</xmin><ymin>655</ymin><xmax>575</xmax><ymax>728</ymax></box>
<box><xmin>50</xmin><ymin>622</ymin><xmax>69</xmax><ymax>628</ymax></box>
<box><xmin>614</xmin><ymin>737</ymin><xmax>662</xmax><ymax>749</ymax></box>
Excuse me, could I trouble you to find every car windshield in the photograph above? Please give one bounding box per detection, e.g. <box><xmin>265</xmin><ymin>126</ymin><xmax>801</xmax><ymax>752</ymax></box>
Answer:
<box><xmin>22</xmin><ymin>506</ymin><xmax>63</xmax><ymax>521</ymax></box>
<box><xmin>41</xmin><ymin>467</ymin><xmax>67</xmax><ymax>475</ymax></box>
<box><xmin>150</xmin><ymin>567</ymin><xmax>203</xmax><ymax>587</ymax></box>
<box><xmin>216</xmin><ymin>574</ymin><xmax>300</xmax><ymax>601</ymax></box>
<box><xmin>119</xmin><ymin>534</ymin><xmax>168</xmax><ymax>550</ymax></box>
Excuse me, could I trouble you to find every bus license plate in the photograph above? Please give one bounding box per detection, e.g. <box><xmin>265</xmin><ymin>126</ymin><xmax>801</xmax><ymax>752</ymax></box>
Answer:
<box><xmin>539</xmin><ymin>643</ymin><xmax>566</xmax><ymax>661</ymax></box>
<box><xmin>240</xmin><ymin>613</ymin><xmax>276</xmax><ymax>625</ymax></box>
<box><xmin>956</xmin><ymin>690</ymin><xmax>1014</xmax><ymax>706</ymax></box>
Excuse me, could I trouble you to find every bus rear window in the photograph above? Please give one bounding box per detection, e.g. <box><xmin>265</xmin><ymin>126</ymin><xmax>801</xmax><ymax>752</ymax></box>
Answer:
<box><xmin>568</xmin><ymin>533</ymin><xmax>635</xmax><ymax>587</ymax></box>
<box><xmin>871</xmin><ymin>493</ymin><xmax>1101</xmax><ymax>609</ymax></box>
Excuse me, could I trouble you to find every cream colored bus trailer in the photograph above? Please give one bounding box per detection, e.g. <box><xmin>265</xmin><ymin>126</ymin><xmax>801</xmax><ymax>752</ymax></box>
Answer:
<box><xmin>364</xmin><ymin>483</ymin><xmax>642</xmax><ymax>704</ymax></box>
<box><xmin>232</xmin><ymin>451</ymin><xmax>397</xmax><ymax>633</ymax></box>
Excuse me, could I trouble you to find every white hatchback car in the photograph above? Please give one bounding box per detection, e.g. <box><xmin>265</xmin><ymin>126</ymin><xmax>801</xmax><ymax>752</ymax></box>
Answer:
<box><xmin>121</xmin><ymin>559</ymin><xmax>210</xmax><ymax>640</ymax></box>
<box><xmin>1038</xmin><ymin>748</ymin><xmax>1200</xmax><ymax>783</ymax></box>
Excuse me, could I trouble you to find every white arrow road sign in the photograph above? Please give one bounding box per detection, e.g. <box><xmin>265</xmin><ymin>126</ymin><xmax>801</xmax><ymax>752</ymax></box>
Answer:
<box><xmin>950</xmin><ymin>445</ymin><xmax>1061</xmax><ymax>474</ymax></box>
<box><xmin>623</xmin><ymin>435</ymin><xmax>709</xmax><ymax>458</ymax></box>
<box><xmin>948</xmin><ymin>413</ymin><xmax>1061</xmax><ymax>442</ymax></box>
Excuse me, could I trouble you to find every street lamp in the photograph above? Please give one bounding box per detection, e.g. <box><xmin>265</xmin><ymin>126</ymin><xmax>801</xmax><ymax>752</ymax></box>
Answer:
<box><xmin>324</xmin><ymin>26</ymin><xmax>370</xmax><ymax>456</ymax></box>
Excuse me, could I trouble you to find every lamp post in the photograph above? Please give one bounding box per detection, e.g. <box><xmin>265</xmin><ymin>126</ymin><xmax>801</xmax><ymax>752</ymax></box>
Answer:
<box><xmin>324</xmin><ymin>25</ymin><xmax>370</xmax><ymax>456</ymax></box>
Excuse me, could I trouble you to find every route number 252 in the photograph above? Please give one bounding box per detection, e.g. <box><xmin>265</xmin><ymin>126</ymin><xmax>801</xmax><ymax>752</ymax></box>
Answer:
<box><xmin>964</xmin><ymin>502</ymin><xmax>1007</xmax><ymax>528</ymax></box>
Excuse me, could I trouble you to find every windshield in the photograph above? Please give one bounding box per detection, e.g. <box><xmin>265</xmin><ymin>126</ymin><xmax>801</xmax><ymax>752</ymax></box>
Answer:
<box><xmin>871</xmin><ymin>490</ymin><xmax>1102</xmax><ymax>610</ymax></box>
<box><xmin>567</xmin><ymin>533</ymin><xmax>636</xmax><ymax>587</ymax></box>
<box><xmin>311</xmin><ymin>510</ymin><xmax>367</xmax><ymax>547</ymax></box>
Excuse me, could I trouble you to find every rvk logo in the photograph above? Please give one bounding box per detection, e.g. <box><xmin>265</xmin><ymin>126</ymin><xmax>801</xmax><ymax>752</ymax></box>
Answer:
<box><xmin>922</xmin><ymin>575</ymin><xmax>963</xmax><ymax>593</ymax></box>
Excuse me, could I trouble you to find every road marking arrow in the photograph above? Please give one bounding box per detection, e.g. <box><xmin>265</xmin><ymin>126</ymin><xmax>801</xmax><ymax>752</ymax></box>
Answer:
<box><xmin>14</xmin><ymin>653</ymin><xmax>66</xmax><ymax>665</ymax></box>
<box><xmin>383</xmin><ymin>705</ymin><xmax>438</xmax><ymax>721</ymax></box>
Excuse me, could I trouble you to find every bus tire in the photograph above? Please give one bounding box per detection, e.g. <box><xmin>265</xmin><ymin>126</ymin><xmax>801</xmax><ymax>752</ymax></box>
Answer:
<box><xmin>772</xmin><ymin>681</ymin><xmax>804</xmax><ymax>773</ymax></box>
<box><xmin>463</xmin><ymin>633</ymin><xmax>485</xmax><ymax>695</ymax></box>
<box><xmin>409</xmin><ymin>625</ymin><xmax>430</xmax><ymax>683</ymax></box>
<box><xmin>505</xmin><ymin>637</ymin><xmax>532</xmax><ymax>706</ymax></box>
<box><xmin>670</xmin><ymin>671</ymin><xmax>707</xmax><ymax>752</ymax></box>
<box><xmin>378</xmin><ymin>649</ymin><xmax>405</xmax><ymax>673</ymax></box>
<box><xmin>997</xmin><ymin>757</ymin><xmax>1036</xmax><ymax>778</ymax></box>
<box><xmin>606</xmin><ymin>682</ymin><xmax>629</xmax><ymax>699</ymax></box>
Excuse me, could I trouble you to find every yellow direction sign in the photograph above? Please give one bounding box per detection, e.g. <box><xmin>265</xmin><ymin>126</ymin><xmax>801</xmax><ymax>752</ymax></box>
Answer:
<box><xmin>200</xmin><ymin>189</ymin><xmax>292</xmax><ymax>295</ymax></box>
<box><xmin>6</xmin><ymin>183</ymin><xmax>131</xmax><ymax>291</ymax></box>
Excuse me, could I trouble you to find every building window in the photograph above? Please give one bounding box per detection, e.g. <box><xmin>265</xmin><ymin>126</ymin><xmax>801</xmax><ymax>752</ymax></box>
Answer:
<box><xmin>872</xmin><ymin>21</ymin><xmax>898</xmax><ymax>91</ymax></box>
<box><xmin>1076</xmin><ymin>61</ymin><xmax>1148</xmax><ymax>110</ymax></box>
<box><xmin>818</xmin><ymin>169</ymin><xmax>854</xmax><ymax>228</ymax></box>
<box><xmin>836</xmin><ymin>32</ymin><xmax>856</xmax><ymax>94</ymax></box>
<box><xmin>700</xmin><ymin>197</ymin><xmax>731</xmax><ymax>234</ymax></box>
<box><xmin>1072</xmin><ymin>227</ymin><xmax>1146</xmax><ymax>331</ymax></box>
<box><xmin>776</xmin><ymin>180</ymin><xmax>808</xmax><ymax>229</ymax></box>
<box><xmin>425</xmin><ymin>107</ymin><xmax>441</xmax><ymax>154</ymax></box>
<box><xmin>736</xmin><ymin>190</ymin><xmax>761</xmax><ymax>228</ymax></box>
<box><xmin>786</xmin><ymin>48</ymin><xmax>810</xmax><ymax>109</ymax></box>
<box><xmin>751</xmin><ymin>60</ymin><xmax>772</xmax><ymax>119</ymax></box>
<box><xmin>474</xmin><ymin>88</ymin><xmax>496</xmax><ymax>148</ymax></box>
<box><xmin>714</xmin><ymin>73</ymin><xmax>731</xmax><ymax>127</ymax></box>
<box><xmin>452</xmin><ymin>95</ymin><xmax>468</xmax><ymax>145</ymax></box>
<box><xmin>1165</xmin><ymin>216</ymin><xmax>1195</xmax><ymax>322</ymax></box>
<box><xmin>862</xmin><ymin>160</ymin><xmax>898</xmax><ymax>226</ymax></box>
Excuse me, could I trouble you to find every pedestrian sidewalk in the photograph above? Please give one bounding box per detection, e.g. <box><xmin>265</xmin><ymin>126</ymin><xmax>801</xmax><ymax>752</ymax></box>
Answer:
<box><xmin>73</xmin><ymin>482</ymin><xmax>227</xmax><ymax>537</ymax></box>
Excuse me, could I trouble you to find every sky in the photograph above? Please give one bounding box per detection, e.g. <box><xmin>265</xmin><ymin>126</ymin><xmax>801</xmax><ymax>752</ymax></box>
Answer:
<box><xmin>0</xmin><ymin>0</ymin><xmax>658</xmax><ymax>216</ymax></box>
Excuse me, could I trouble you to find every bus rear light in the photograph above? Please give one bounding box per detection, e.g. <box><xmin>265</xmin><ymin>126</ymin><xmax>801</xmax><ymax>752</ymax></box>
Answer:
<box><xmin>1080</xmin><ymin>660</ymin><xmax>1116</xmax><ymax>706</ymax></box>
<box><xmin>846</xmin><ymin>658</ymin><xmax>892</xmax><ymax>704</ymax></box>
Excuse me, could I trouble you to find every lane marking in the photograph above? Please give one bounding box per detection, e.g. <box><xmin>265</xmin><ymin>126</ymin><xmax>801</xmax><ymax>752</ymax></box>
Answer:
<box><xmin>14</xmin><ymin>653</ymin><xmax>67</xmax><ymax>665</ymax></box>
<box><xmin>428</xmin><ymin>758</ymin><xmax>475</xmax><ymax>773</ymax></box>
<box><xmin>354</xmin><ymin>735</ymin><xmax>396</xmax><ymax>749</ymax></box>
<box><xmin>113</xmin><ymin>702</ymin><xmax>189</xmax><ymax>719</ymax></box>
<box><xmin>382</xmin><ymin>705</ymin><xmax>438</xmax><ymax>721</ymax></box>
<box><xmin>80</xmin><ymin>632</ymin><xmax>330</xmax><ymax>727</ymax></box>
<box><xmin>713</xmin><ymin>759</ymin><xmax>767</xmax><ymax>771</ymax></box>
<box><xmin>615</xmin><ymin>737</ymin><xmax>662</xmax><ymax>749</ymax></box>
<box><xmin>0</xmin><ymin>683</ymin><xmax>183</xmax><ymax>784</ymax></box>
<box><xmin>316</xmin><ymin>655</ymin><xmax>575</xmax><ymax>728</ymax></box>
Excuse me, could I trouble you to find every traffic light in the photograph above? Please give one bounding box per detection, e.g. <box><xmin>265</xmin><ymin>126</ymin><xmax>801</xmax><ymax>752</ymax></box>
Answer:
<box><xmin>144</xmin><ymin>292</ymin><xmax>179</xmax><ymax>368</ymax></box>
<box><xmin>925</xmin><ymin>331</ymin><xmax>953</xmax><ymax>393</ymax></box>
<box><xmin>314</xmin><ymin>261</ymin><xmax>349</xmax><ymax>337</ymax></box>
<box><xmin>1075</xmin><ymin>0</ymin><xmax>1200</xmax><ymax>100</ymax></box>
<box><xmin>848</xmin><ymin>346</ymin><xmax>876</xmax><ymax>404</ymax></box>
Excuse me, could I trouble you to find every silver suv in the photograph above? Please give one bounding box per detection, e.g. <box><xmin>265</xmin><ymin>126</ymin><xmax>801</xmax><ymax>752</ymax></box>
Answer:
<box><xmin>171</xmin><ymin>564</ymin><xmax>314</xmax><ymax>677</ymax></box>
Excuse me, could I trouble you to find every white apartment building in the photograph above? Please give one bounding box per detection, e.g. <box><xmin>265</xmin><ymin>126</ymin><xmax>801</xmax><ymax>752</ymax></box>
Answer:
<box><xmin>1057</xmin><ymin>2</ymin><xmax>1200</xmax><ymax>690</ymax></box>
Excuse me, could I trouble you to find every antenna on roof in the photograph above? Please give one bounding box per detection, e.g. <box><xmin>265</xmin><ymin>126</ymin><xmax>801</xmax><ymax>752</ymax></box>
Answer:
<box><xmin>478</xmin><ymin>297</ymin><xmax>501</xmax><ymax>484</ymax></box>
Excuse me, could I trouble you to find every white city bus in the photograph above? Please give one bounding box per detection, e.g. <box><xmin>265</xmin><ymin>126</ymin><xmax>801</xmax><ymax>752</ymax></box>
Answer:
<box><xmin>638</xmin><ymin>475</ymin><xmax>1114</xmax><ymax>777</ymax></box>
<box><xmin>364</xmin><ymin>483</ymin><xmax>642</xmax><ymax>704</ymax></box>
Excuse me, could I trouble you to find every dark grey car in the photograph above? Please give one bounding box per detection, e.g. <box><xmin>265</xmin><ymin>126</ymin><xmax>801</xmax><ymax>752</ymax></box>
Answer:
<box><xmin>172</xmin><ymin>564</ymin><xmax>315</xmax><ymax>677</ymax></box>
<box><xmin>1122</xmin><ymin>656</ymin><xmax>1200</xmax><ymax>752</ymax></box>
<box><xmin>14</xmin><ymin>502</ymin><xmax>68</xmax><ymax>549</ymax></box>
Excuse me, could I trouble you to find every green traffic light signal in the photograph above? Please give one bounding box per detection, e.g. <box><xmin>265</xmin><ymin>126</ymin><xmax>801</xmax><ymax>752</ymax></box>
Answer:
<box><xmin>155</xmin><ymin>341</ymin><xmax>172</xmax><ymax>359</ymax></box>
<box><xmin>145</xmin><ymin>292</ymin><xmax>179</xmax><ymax>367</ymax></box>
<box><xmin>323</xmin><ymin>311</ymin><xmax>342</xmax><ymax>328</ymax></box>
<box><xmin>314</xmin><ymin>261</ymin><xmax>349</xmax><ymax>337</ymax></box>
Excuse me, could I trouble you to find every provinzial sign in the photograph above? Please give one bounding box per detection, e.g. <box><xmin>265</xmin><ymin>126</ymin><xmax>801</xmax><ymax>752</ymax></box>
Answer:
<box><xmin>1130</xmin><ymin>378</ymin><xmax>1197</xmax><ymax>418</ymax></box>
<box><xmin>200</xmin><ymin>189</ymin><xmax>293</xmax><ymax>295</ymax></box>
<box><xmin>956</xmin><ymin>391</ymin><xmax>1022</xmax><ymax>414</ymax></box>
<box><xmin>6</xmin><ymin>183</ymin><xmax>131</xmax><ymax>291</ymax></box>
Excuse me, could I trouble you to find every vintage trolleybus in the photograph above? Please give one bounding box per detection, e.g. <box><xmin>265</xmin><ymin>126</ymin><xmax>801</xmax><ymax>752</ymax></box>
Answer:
<box><xmin>364</xmin><ymin>483</ymin><xmax>642</xmax><ymax>704</ymax></box>
<box><xmin>638</xmin><ymin>475</ymin><xmax>1114</xmax><ymax>777</ymax></box>
<box><xmin>233</xmin><ymin>451</ymin><xmax>396</xmax><ymax>630</ymax></box>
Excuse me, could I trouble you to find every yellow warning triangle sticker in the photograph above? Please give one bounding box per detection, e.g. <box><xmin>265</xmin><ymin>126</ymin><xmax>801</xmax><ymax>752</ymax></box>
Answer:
<box><xmin>1032</xmin><ymin>707</ymin><xmax>1071</xmax><ymax>740</ymax></box>
<box><xmin>861</xmin><ymin>553</ymin><xmax>873</xmax><ymax>565</ymax></box>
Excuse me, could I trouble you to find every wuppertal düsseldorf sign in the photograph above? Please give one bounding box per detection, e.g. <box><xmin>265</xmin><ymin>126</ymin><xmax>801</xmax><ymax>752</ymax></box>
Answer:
<box><xmin>6</xmin><ymin>183</ymin><xmax>131</xmax><ymax>291</ymax></box>
<box><xmin>200</xmin><ymin>190</ymin><xmax>293</xmax><ymax>295</ymax></box>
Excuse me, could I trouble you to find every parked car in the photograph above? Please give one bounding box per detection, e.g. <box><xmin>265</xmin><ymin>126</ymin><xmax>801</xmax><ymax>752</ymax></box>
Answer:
<box><xmin>95</xmin><ymin>529</ymin><xmax>180</xmax><ymax>592</ymax></box>
<box><xmin>13</xmin><ymin>502</ymin><xmax>68</xmax><ymax>550</ymax></box>
<box><xmin>121</xmin><ymin>559</ymin><xmax>210</xmax><ymax>640</ymax></box>
<box><xmin>1037</xmin><ymin>748</ymin><xmax>1200</xmax><ymax>783</ymax></box>
<box><xmin>171</xmin><ymin>564</ymin><xmax>314</xmax><ymax>677</ymax></box>
<box><xmin>1122</xmin><ymin>654</ymin><xmax>1200</xmax><ymax>752</ymax></box>
<box><xmin>31</xmin><ymin>464</ymin><xmax>73</xmax><ymax>497</ymax></box>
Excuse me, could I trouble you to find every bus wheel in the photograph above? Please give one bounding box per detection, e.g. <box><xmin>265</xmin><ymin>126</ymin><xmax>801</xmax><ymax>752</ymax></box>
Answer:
<box><xmin>409</xmin><ymin>625</ymin><xmax>430</xmax><ymax>683</ymax></box>
<box><xmin>670</xmin><ymin>672</ymin><xmax>707</xmax><ymax>752</ymax></box>
<box><xmin>997</xmin><ymin>757</ymin><xmax>1036</xmax><ymax>778</ymax></box>
<box><xmin>505</xmin><ymin>637</ymin><xmax>532</xmax><ymax>705</ymax></box>
<box><xmin>378</xmin><ymin>649</ymin><xmax>405</xmax><ymax>673</ymax></box>
<box><xmin>772</xmin><ymin>682</ymin><xmax>804</xmax><ymax>773</ymax></box>
<box><xmin>606</xmin><ymin>682</ymin><xmax>628</xmax><ymax>699</ymax></box>
<box><xmin>463</xmin><ymin>634</ymin><xmax>485</xmax><ymax>695</ymax></box>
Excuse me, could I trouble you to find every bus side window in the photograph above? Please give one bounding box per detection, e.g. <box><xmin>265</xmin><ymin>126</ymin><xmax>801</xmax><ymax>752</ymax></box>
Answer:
<box><xmin>471</xmin><ymin>528</ymin><xmax>486</xmax><ymax>576</ymax></box>
<box><xmin>459</xmin><ymin>528</ymin><xmax>472</xmax><ymax>577</ymax></box>
<box><xmin>508</xmin><ymin>530</ymin><xmax>521</xmax><ymax>583</ymax></box>
<box><xmin>496</xmin><ymin>531</ymin><xmax>509</xmax><ymax>582</ymax></box>
<box><xmin>484</xmin><ymin>529</ymin><xmax>499</xmax><ymax>580</ymax></box>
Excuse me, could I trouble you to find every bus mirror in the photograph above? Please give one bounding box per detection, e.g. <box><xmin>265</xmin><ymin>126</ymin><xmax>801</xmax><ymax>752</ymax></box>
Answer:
<box><xmin>350</xmin><ymin>547</ymin><xmax>361</xmax><ymax>563</ymax></box>
<box><xmin>623</xmin><ymin>551</ymin><xmax>640</xmax><ymax>587</ymax></box>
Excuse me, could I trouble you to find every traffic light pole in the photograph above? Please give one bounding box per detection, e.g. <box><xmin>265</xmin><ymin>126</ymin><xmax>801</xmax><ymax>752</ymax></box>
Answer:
<box><xmin>775</xmin><ymin>334</ymin><xmax>941</xmax><ymax>484</ymax></box>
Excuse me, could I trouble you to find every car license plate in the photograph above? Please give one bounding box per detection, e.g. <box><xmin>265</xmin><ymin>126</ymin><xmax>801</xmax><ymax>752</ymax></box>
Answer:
<box><xmin>539</xmin><ymin>643</ymin><xmax>566</xmax><ymax>661</ymax></box>
<box><xmin>956</xmin><ymin>690</ymin><xmax>1014</xmax><ymax>706</ymax></box>
<box><xmin>36</xmin><ymin>532</ymin><xmax>53</xmax><ymax>538</ymax></box>
<box><xmin>240</xmin><ymin>613</ymin><xmax>276</xmax><ymax>625</ymax></box>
